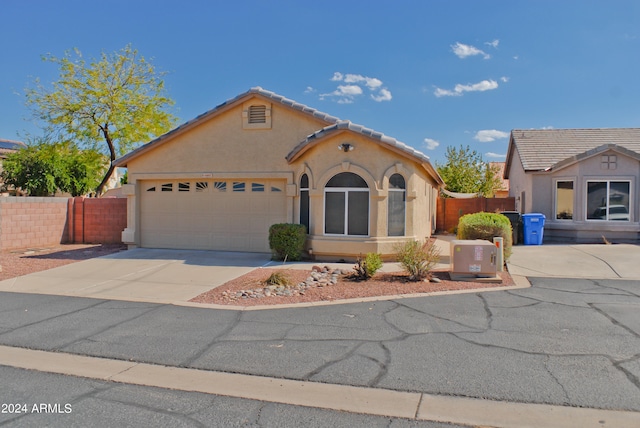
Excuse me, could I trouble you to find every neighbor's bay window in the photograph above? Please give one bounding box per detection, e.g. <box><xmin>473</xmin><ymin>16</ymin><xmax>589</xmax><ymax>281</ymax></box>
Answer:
<box><xmin>586</xmin><ymin>180</ymin><xmax>630</xmax><ymax>221</ymax></box>
<box><xmin>324</xmin><ymin>172</ymin><xmax>369</xmax><ymax>236</ymax></box>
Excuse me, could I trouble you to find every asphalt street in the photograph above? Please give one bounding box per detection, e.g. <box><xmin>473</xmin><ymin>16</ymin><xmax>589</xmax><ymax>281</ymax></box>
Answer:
<box><xmin>1</xmin><ymin>276</ymin><xmax>639</xmax><ymax>416</ymax></box>
<box><xmin>0</xmin><ymin>365</ymin><xmax>464</xmax><ymax>428</ymax></box>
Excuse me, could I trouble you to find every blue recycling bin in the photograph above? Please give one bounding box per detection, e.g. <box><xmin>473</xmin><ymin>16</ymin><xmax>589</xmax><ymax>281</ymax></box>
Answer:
<box><xmin>522</xmin><ymin>213</ymin><xmax>546</xmax><ymax>245</ymax></box>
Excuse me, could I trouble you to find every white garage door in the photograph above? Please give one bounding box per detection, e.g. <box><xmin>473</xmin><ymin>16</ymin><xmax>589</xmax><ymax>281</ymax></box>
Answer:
<box><xmin>140</xmin><ymin>179</ymin><xmax>287</xmax><ymax>252</ymax></box>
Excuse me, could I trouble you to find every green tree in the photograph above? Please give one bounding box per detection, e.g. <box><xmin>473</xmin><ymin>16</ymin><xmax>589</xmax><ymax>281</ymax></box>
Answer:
<box><xmin>1</xmin><ymin>139</ymin><xmax>106</xmax><ymax>197</ymax></box>
<box><xmin>26</xmin><ymin>44</ymin><xmax>176</xmax><ymax>194</ymax></box>
<box><xmin>436</xmin><ymin>145</ymin><xmax>503</xmax><ymax>197</ymax></box>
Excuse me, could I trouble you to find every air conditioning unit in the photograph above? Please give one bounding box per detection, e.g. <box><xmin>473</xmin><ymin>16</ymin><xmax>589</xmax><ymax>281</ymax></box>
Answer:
<box><xmin>450</xmin><ymin>240</ymin><xmax>497</xmax><ymax>276</ymax></box>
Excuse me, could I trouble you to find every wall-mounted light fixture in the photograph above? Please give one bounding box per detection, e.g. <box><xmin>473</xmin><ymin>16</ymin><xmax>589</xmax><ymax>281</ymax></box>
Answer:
<box><xmin>338</xmin><ymin>143</ymin><xmax>354</xmax><ymax>152</ymax></box>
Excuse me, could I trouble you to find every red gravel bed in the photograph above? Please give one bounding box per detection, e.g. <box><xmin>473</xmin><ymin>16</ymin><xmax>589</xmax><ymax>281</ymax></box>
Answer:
<box><xmin>190</xmin><ymin>267</ymin><xmax>515</xmax><ymax>307</ymax></box>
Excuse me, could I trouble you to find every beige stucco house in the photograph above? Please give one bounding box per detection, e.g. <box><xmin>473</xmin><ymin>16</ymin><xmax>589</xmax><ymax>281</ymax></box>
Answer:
<box><xmin>505</xmin><ymin>128</ymin><xmax>640</xmax><ymax>243</ymax></box>
<box><xmin>114</xmin><ymin>87</ymin><xmax>444</xmax><ymax>259</ymax></box>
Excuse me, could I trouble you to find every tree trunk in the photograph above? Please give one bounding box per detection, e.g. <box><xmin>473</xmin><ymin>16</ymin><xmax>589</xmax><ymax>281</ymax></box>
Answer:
<box><xmin>96</xmin><ymin>125</ymin><xmax>117</xmax><ymax>195</ymax></box>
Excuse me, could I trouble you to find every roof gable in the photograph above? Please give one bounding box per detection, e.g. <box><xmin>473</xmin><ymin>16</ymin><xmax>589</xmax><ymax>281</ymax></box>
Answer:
<box><xmin>506</xmin><ymin>128</ymin><xmax>640</xmax><ymax>176</ymax></box>
<box><xmin>114</xmin><ymin>87</ymin><xmax>339</xmax><ymax>167</ymax></box>
<box><xmin>287</xmin><ymin>120</ymin><xmax>444</xmax><ymax>185</ymax></box>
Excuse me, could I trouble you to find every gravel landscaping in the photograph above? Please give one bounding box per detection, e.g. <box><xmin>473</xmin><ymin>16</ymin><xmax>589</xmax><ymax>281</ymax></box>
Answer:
<box><xmin>0</xmin><ymin>244</ymin><xmax>127</xmax><ymax>281</ymax></box>
<box><xmin>190</xmin><ymin>266</ymin><xmax>515</xmax><ymax>307</ymax></box>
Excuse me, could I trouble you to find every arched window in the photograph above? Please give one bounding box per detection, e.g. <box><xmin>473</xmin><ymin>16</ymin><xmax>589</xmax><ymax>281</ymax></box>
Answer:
<box><xmin>300</xmin><ymin>174</ymin><xmax>310</xmax><ymax>233</ymax></box>
<box><xmin>324</xmin><ymin>172</ymin><xmax>369</xmax><ymax>236</ymax></box>
<box><xmin>388</xmin><ymin>174</ymin><xmax>406</xmax><ymax>236</ymax></box>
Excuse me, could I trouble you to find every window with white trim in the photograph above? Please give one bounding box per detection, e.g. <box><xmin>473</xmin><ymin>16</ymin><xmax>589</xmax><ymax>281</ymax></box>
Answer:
<box><xmin>324</xmin><ymin>172</ymin><xmax>369</xmax><ymax>236</ymax></box>
<box><xmin>388</xmin><ymin>174</ymin><xmax>406</xmax><ymax>236</ymax></box>
<box><xmin>586</xmin><ymin>180</ymin><xmax>630</xmax><ymax>221</ymax></box>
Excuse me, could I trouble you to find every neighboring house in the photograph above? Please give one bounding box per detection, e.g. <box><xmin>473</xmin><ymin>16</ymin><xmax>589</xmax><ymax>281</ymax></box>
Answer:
<box><xmin>0</xmin><ymin>139</ymin><xmax>27</xmax><ymax>194</ymax></box>
<box><xmin>113</xmin><ymin>87</ymin><xmax>444</xmax><ymax>259</ymax></box>
<box><xmin>505</xmin><ymin>128</ymin><xmax>640</xmax><ymax>243</ymax></box>
<box><xmin>489</xmin><ymin>162</ymin><xmax>509</xmax><ymax>198</ymax></box>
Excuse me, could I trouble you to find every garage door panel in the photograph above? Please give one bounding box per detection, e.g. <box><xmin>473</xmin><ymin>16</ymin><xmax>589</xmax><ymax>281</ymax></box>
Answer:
<box><xmin>140</xmin><ymin>179</ymin><xmax>287</xmax><ymax>252</ymax></box>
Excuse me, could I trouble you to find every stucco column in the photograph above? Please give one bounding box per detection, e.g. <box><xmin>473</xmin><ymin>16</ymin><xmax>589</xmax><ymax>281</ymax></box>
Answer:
<box><xmin>120</xmin><ymin>184</ymin><xmax>136</xmax><ymax>247</ymax></box>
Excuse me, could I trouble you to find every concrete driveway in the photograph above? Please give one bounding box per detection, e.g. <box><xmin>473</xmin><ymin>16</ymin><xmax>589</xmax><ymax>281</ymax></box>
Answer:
<box><xmin>0</xmin><ymin>248</ymin><xmax>274</xmax><ymax>303</ymax></box>
<box><xmin>508</xmin><ymin>243</ymin><xmax>640</xmax><ymax>280</ymax></box>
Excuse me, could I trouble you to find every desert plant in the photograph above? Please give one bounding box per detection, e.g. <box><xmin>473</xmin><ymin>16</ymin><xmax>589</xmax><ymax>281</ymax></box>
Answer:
<box><xmin>353</xmin><ymin>253</ymin><xmax>383</xmax><ymax>280</ymax></box>
<box><xmin>265</xmin><ymin>271</ymin><xmax>291</xmax><ymax>287</ymax></box>
<box><xmin>395</xmin><ymin>240</ymin><xmax>441</xmax><ymax>281</ymax></box>
<box><xmin>268</xmin><ymin>223</ymin><xmax>307</xmax><ymax>261</ymax></box>
<box><xmin>457</xmin><ymin>212</ymin><xmax>513</xmax><ymax>260</ymax></box>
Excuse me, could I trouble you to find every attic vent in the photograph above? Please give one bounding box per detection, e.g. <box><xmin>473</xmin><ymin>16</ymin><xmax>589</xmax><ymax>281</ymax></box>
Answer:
<box><xmin>248</xmin><ymin>105</ymin><xmax>266</xmax><ymax>124</ymax></box>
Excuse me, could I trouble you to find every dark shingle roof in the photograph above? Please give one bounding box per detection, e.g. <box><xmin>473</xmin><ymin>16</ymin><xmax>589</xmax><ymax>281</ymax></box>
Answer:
<box><xmin>508</xmin><ymin>128</ymin><xmax>640</xmax><ymax>172</ymax></box>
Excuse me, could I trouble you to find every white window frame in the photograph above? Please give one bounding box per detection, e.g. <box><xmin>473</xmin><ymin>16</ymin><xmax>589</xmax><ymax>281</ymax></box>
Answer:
<box><xmin>585</xmin><ymin>179</ymin><xmax>632</xmax><ymax>222</ymax></box>
<box><xmin>387</xmin><ymin>174</ymin><xmax>406</xmax><ymax>236</ymax></box>
<box><xmin>323</xmin><ymin>187</ymin><xmax>370</xmax><ymax>237</ymax></box>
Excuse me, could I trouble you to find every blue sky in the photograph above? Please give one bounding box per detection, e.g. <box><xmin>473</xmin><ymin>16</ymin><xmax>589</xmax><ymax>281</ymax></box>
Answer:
<box><xmin>1</xmin><ymin>0</ymin><xmax>639</xmax><ymax>165</ymax></box>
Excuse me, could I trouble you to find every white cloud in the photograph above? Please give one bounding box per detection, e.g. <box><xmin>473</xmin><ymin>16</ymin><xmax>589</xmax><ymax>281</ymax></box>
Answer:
<box><xmin>371</xmin><ymin>88</ymin><xmax>392</xmax><ymax>102</ymax></box>
<box><xmin>434</xmin><ymin>79</ymin><xmax>499</xmax><ymax>97</ymax></box>
<box><xmin>485</xmin><ymin>39</ymin><xmax>500</xmax><ymax>48</ymax></box>
<box><xmin>304</xmin><ymin>86</ymin><xmax>316</xmax><ymax>94</ymax></box>
<box><xmin>485</xmin><ymin>152</ymin><xmax>506</xmax><ymax>159</ymax></box>
<box><xmin>320</xmin><ymin>84</ymin><xmax>363</xmax><ymax>103</ymax></box>
<box><xmin>323</xmin><ymin>72</ymin><xmax>391</xmax><ymax>103</ymax></box>
<box><xmin>474</xmin><ymin>129</ymin><xmax>509</xmax><ymax>142</ymax></box>
<box><xmin>451</xmin><ymin>42</ymin><xmax>490</xmax><ymax>59</ymax></box>
<box><xmin>343</xmin><ymin>74</ymin><xmax>383</xmax><ymax>90</ymax></box>
<box><xmin>424</xmin><ymin>138</ymin><xmax>440</xmax><ymax>150</ymax></box>
<box><xmin>500</xmin><ymin>76</ymin><xmax>509</xmax><ymax>83</ymax></box>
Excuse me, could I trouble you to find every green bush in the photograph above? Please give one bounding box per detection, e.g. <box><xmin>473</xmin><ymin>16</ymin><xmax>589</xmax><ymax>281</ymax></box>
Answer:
<box><xmin>353</xmin><ymin>253</ymin><xmax>383</xmax><ymax>280</ymax></box>
<box><xmin>268</xmin><ymin>223</ymin><xmax>307</xmax><ymax>261</ymax></box>
<box><xmin>394</xmin><ymin>240</ymin><xmax>441</xmax><ymax>281</ymax></box>
<box><xmin>457</xmin><ymin>212</ymin><xmax>513</xmax><ymax>260</ymax></box>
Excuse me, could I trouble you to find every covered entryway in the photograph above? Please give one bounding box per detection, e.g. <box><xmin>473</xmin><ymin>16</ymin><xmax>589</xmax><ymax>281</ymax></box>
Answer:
<box><xmin>139</xmin><ymin>179</ymin><xmax>287</xmax><ymax>252</ymax></box>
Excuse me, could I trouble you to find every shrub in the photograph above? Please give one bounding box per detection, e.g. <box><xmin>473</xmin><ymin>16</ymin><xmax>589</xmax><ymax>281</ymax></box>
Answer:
<box><xmin>268</xmin><ymin>223</ymin><xmax>307</xmax><ymax>261</ymax></box>
<box><xmin>353</xmin><ymin>253</ymin><xmax>383</xmax><ymax>280</ymax></box>
<box><xmin>457</xmin><ymin>212</ymin><xmax>513</xmax><ymax>260</ymax></box>
<box><xmin>265</xmin><ymin>271</ymin><xmax>291</xmax><ymax>287</ymax></box>
<box><xmin>394</xmin><ymin>240</ymin><xmax>441</xmax><ymax>281</ymax></box>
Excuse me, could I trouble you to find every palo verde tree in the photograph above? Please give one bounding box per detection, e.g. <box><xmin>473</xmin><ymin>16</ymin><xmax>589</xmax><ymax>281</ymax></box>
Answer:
<box><xmin>26</xmin><ymin>44</ymin><xmax>177</xmax><ymax>194</ymax></box>
<box><xmin>436</xmin><ymin>145</ymin><xmax>503</xmax><ymax>197</ymax></box>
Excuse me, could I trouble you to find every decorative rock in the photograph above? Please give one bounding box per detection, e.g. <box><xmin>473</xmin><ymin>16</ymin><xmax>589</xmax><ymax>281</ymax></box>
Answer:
<box><xmin>430</xmin><ymin>277</ymin><xmax>442</xmax><ymax>283</ymax></box>
<box><xmin>223</xmin><ymin>268</ymin><xmax>347</xmax><ymax>301</ymax></box>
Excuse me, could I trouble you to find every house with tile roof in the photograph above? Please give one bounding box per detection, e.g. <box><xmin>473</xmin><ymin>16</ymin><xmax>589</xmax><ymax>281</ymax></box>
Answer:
<box><xmin>114</xmin><ymin>87</ymin><xmax>444</xmax><ymax>259</ymax></box>
<box><xmin>505</xmin><ymin>128</ymin><xmax>640</xmax><ymax>243</ymax></box>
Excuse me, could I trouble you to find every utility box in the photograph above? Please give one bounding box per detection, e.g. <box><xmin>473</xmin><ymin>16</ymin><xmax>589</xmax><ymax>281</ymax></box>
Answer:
<box><xmin>450</xmin><ymin>240</ymin><xmax>497</xmax><ymax>276</ymax></box>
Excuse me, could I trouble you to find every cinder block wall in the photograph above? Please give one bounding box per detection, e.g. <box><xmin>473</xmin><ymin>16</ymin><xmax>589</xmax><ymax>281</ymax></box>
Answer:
<box><xmin>0</xmin><ymin>196</ymin><xmax>127</xmax><ymax>251</ymax></box>
<box><xmin>0</xmin><ymin>197</ymin><xmax>69</xmax><ymax>251</ymax></box>
<box><xmin>80</xmin><ymin>198</ymin><xmax>127</xmax><ymax>244</ymax></box>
